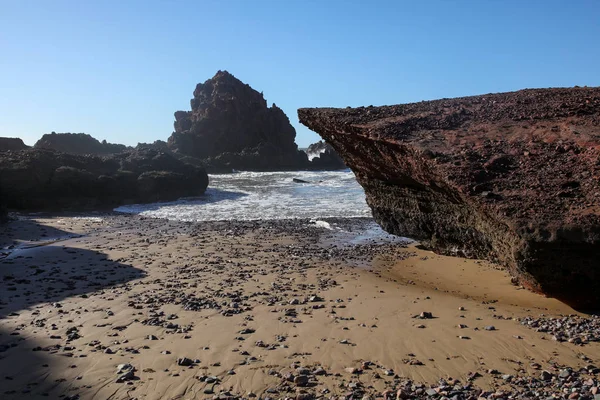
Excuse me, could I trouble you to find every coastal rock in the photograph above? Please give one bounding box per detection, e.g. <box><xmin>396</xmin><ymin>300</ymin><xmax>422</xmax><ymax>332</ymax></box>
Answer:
<box><xmin>0</xmin><ymin>148</ymin><xmax>208</xmax><ymax>210</ymax></box>
<box><xmin>306</xmin><ymin>140</ymin><xmax>346</xmax><ymax>170</ymax></box>
<box><xmin>0</xmin><ymin>139</ymin><xmax>28</xmax><ymax>221</ymax></box>
<box><xmin>0</xmin><ymin>187</ymin><xmax>7</xmax><ymax>223</ymax></box>
<box><xmin>167</xmin><ymin>70</ymin><xmax>308</xmax><ymax>172</ymax></box>
<box><xmin>135</xmin><ymin>140</ymin><xmax>170</xmax><ymax>153</ymax></box>
<box><xmin>299</xmin><ymin>87</ymin><xmax>600</xmax><ymax>308</ymax></box>
<box><xmin>34</xmin><ymin>132</ymin><xmax>130</xmax><ymax>155</ymax></box>
<box><xmin>0</xmin><ymin>137</ymin><xmax>28</xmax><ymax>152</ymax></box>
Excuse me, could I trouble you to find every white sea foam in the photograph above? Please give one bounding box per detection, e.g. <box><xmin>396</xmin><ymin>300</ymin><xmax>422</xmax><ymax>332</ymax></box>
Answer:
<box><xmin>72</xmin><ymin>217</ymin><xmax>104</xmax><ymax>222</ymax></box>
<box><xmin>310</xmin><ymin>220</ymin><xmax>334</xmax><ymax>230</ymax></box>
<box><xmin>306</xmin><ymin>147</ymin><xmax>327</xmax><ymax>161</ymax></box>
<box><xmin>114</xmin><ymin>170</ymin><xmax>412</xmax><ymax>243</ymax></box>
<box><xmin>116</xmin><ymin>170</ymin><xmax>372</xmax><ymax>221</ymax></box>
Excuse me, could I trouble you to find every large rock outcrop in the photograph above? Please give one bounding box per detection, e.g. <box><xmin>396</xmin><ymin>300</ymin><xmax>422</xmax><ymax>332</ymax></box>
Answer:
<box><xmin>0</xmin><ymin>148</ymin><xmax>208</xmax><ymax>210</ymax></box>
<box><xmin>299</xmin><ymin>87</ymin><xmax>600</xmax><ymax>309</ymax></box>
<box><xmin>35</xmin><ymin>132</ymin><xmax>130</xmax><ymax>155</ymax></box>
<box><xmin>0</xmin><ymin>137</ymin><xmax>28</xmax><ymax>152</ymax></box>
<box><xmin>168</xmin><ymin>70</ymin><xmax>308</xmax><ymax>172</ymax></box>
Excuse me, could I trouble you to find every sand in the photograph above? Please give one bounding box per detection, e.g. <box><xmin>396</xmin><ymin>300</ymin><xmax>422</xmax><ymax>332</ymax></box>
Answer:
<box><xmin>0</xmin><ymin>214</ymin><xmax>598</xmax><ymax>400</ymax></box>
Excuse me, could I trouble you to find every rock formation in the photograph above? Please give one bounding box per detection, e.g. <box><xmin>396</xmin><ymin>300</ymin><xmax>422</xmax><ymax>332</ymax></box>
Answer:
<box><xmin>299</xmin><ymin>87</ymin><xmax>600</xmax><ymax>309</ymax></box>
<box><xmin>35</xmin><ymin>132</ymin><xmax>130</xmax><ymax>155</ymax></box>
<box><xmin>0</xmin><ymin>148</ymin><xmax>208</xmax><ymax>211</ymax></box>
<box><xmin>306</xmin><ymin>140</ymin><xmax>346</xmax><ymax>170</ymax></box>
<box><xmin>168</xmin><ymin>70</ymin><xmax>308</xmax><ymax>172</ymax></box>
<box><xmin>136</xmin><ymin>140</ymin><xmax>170</xmax><ymax>152</ymax></box>
<box><xmin>0</xmin><ymin>137</ymin><xmax>29</xmax><ymax>221</ymax></box>
<box><xmin>0</xmin><ymin>137</ymin><xmax>28</xmax><ymax>152</ymax></box>
<box><xmin>0</xmin><ymin>187</ymin><xmax>7</xmax><ymax>223</ymax></box>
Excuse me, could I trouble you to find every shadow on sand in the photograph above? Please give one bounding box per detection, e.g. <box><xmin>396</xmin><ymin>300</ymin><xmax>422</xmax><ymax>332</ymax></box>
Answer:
<box><xmin>0</xmin><ymin>217</ymin><xmax>146</xmax><ymax>398</ymax></box>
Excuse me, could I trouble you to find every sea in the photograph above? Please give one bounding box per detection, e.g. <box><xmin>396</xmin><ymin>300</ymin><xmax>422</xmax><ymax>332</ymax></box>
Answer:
<box><xmin>115</xmin><ymin>170</ymin><xmax>406</xmax><ymax>244</ymax></box>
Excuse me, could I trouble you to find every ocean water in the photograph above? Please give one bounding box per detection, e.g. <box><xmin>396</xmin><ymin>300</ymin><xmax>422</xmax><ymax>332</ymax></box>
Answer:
<box><xmin>114</xmin><ymin>170</ymin><xmax>409</xmax><ymax>244</ymax></box>
<box><xmin>116</xmin><ymin>170</ymin><xmax>372</xmax><ymax>221</ymax></box>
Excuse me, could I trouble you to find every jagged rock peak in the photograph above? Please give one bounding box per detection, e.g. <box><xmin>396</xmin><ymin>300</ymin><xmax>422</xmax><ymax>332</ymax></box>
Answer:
<box><xmin>168</xmin><ymin>71</ymin><xmax>307</xmax><ymax>171</ymax></box>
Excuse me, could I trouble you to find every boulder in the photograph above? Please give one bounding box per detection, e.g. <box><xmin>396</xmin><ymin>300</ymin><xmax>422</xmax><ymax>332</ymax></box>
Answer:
<box><xmin>0</xmin><ymin>137</ymin><xmax>28</xmax><ymax>152</ymax></box>
<box><xmin>299</xmin><ymin>87</ymin><xmax>600</xmax><ymax>309</ymax></box>
<box><xmin>0</xmin><ymin>148</ymin><xmax>208</xmax><ymax>211</ymax></box>
<box><xmin>34</xmin><ymin>132</ymin><xmax>130</xmax><ymax>155</ymax></box>
<box><xmin>167</xmin><ymin>70</ymin><xmax>309</xmax><ymax>171</ymax></box>
<box><xmin>137</xmin><ymin>171</ymin><xmax>195</xmax><ymax>202</ymax></box>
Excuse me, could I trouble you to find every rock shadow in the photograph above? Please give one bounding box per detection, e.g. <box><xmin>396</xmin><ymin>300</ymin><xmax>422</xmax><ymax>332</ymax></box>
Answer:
<box><xmin>0</xmin><ymin>325</ymin><xmax>60</xmax><ymax>399</ymax></box>
<box><xmin>0</xmin><ymin>217</ymin><xmax>146</xmax><ymax>398</ymax></box>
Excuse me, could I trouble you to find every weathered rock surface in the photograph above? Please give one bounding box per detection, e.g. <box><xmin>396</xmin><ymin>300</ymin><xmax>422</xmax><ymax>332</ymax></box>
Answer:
<box><xmin>306</xmin><ymin>140</ymin><xmax>346</xmax><ymax>170</ymax></box>
<box><xmin>136</xmin><ymin>140</ymin><xmax>170</xmax><ymax>153</ymax></box>
<box><xmin>299</xmin><ymin>87</ymin><xmax>600</xmax><ymax>308</ymax></box>
<box><xmin>35</xmin><ymin>132</ymin><xmax>130</xmax><ymax>155</ymax></box>
<box><xmin>167</xmin><ymin>71</ymin><xmax>308</xmax><ymax>172</ymax></box>
<box><xmin>0</xmin><ymin>137</ymin><xmax>28</xmax><ymax>152</ymax></box>
<box><xmin>0</xmin><ymin>148</ymin><xmax>208</xmax><ymax>210</ymax></box>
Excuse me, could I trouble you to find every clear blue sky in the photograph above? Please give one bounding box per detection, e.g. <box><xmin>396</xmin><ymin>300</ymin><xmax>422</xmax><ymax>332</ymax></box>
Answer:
<box><xmin>1</xmin><ymin>0</ymin><xmax>599</xmax><ymax>147</ymax></box>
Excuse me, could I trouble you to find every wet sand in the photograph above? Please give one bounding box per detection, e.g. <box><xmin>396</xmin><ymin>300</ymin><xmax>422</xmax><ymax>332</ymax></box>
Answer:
<box><xmin>1</xmin><ymin>214</ymin><xmax>599</xmax><ymax>400</ymax></box>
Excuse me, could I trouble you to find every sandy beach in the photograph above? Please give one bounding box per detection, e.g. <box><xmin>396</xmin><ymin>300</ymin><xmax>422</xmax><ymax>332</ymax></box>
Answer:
<box><xmin>1</xmin><ymin>214</ymin><xmax>599</xmax><ymax>400</ymax></box>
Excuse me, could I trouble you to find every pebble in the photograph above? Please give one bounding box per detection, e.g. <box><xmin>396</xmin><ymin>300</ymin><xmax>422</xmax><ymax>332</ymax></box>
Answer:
<box><xmin>520</xmin><ymin>315</ymin><xmax>600</xmax><ymax>345</ymax></box>
<box><xmin>294</xmin><ymin>375</ymin><xmax>309</xmax><ymax>386</ymax></box>
<box><xmin>559</xmin><ymin>369</ymin><xmax>572</xmax><ymax>378</ymax></box>
<box><xmin>116</xmin><ymin>364</ymin><xmax>135</xmax><ymax>383</ymax></box>
<box><xmin>541</xmin><ymin>370</ymin><xmax>553</xmax><ymax>380</ymax></box>
<box><xmin>177</xmin><ymin>357</ymin><xmax>194</xmax><ymax>366</ymax></box>
<box><xmin>6</xmin><ymin>215</ymin><xmax>600</xmax><ymax>400</ymax></box>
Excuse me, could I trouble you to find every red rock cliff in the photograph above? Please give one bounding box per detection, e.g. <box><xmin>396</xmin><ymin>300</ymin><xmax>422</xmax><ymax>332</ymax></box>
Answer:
<box><xmin>299</xmin><ymin>87</ymin><xmax>600</xmax><ymax>309</ymax></box>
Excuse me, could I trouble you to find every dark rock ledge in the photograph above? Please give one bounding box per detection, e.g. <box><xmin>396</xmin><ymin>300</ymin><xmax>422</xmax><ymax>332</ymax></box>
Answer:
<box><xmin>0</xmin><ymin>148</ymin><xmax>208</xmax><ymax>211</ymax></box>
<box><xmin>299</xmin><ymin>87</ymin><xmax>600</xmax><ymax>309</ymax></box>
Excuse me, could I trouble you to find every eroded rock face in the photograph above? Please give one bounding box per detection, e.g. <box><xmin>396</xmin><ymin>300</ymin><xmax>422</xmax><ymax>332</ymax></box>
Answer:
<box><xmin>35</xmin><ymin>132</ymin><xmax>130</xmax><ymax>155</ymax></box>
<box><xmin>0</xmin><ymin>137</ymin><xmax>28</xmax><ymax>152</ymax></box>
<box><xmin>299</xmin><ymin>87</ymin><xmax>600</xmax><ymax>309</ymax></box>
<box><xmin>0</xmin><ymin>148</ymin><xmax>208</xmax><ymax>210</ymax></box>
<box><xmin>168</xmin><ymin>71</ymin><xmax>308</xmax><ymax>171</ymax></box>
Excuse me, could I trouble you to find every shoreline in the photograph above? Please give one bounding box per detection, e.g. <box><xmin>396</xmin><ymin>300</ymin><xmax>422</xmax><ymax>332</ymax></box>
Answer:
<box><xmin>1</xmin><ymin>214</ymin><xmax>599</xmax><ymax>399</ymax></box>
